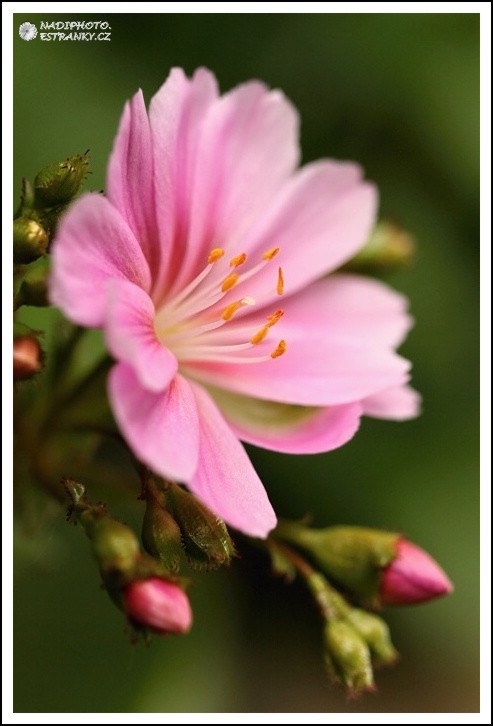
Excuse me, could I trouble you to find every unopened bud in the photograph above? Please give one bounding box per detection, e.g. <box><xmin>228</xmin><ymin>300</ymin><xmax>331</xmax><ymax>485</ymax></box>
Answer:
<box><xmin>275</xmin><ymin>523</ymin><xmax>397</xmax><ymax>605</ymax></box>
<box><xmin>142</xmin><ymin>489</ymin><xmax>183</xmax><ymax>573</ymax></box>
<box><xmin>345</xmin><ymin>608</ymin><xmax>398</xmax><ymax>666</ymax></box>
<box><xmin>13</xmin><ymin>217</ymin><xmax>48</xmax><ymax>264</ymax></box>
<box><xmin>380</xmin><ymin>538</ymin><xmax>453</xmax><ymax>606</ymax></box>
<box><xmin>342</xmin><ymin>220</ymin><xmax>415</xmax><ymax>274</ymax></box>
<box><xmin>123</xmin><ymin>577</ymin><xmax>192</xmax><ymax>635</ymax></box>
<box><xmin>87</xmin><ymin>517</ymin><xmax>140</xmax><ymax>578</ymax></box>
<box><xmin>34</xmin><ymin>151</ymin><xmax>89</xmax><ymax>207</ymax></box>
<box><xmin>168</xmin><ymin>485</ymin><xmax>235</xmax><ymax>570</ymax></box>
<box><xmin>324</xmin><ymin>620</ymin><xmax>375</xmax><ymax>697</ymax></box>
<box><xmin>13</xmin><ymin>334</ymin><xmax>43</xmax><ymax>381</ymax></box>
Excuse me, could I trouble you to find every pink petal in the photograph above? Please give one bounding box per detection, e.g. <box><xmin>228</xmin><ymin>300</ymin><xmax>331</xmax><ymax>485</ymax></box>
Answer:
<box><xmin>123</xmin><ymin>578</ymin><xmax>193</xmax><ymax>635</ymax></box>
<box><xmin>267</xmin><ymin>274</ymin><xmax>413</xmax><ymax>348</ymax></box>
<box><xmin>362</xmin><ymin>384</ymin><xmax>421</xmax><ymax>420</ymax></box>
<box><xmin>105</xmin><ymin>279</ymin><xmax>177</xmax><ymax>393</ymax></box>
<box><xmin>106</xmin><ymin>89</ymin><xmax>159</xmax><ymax>271</ymax></box>
<box><xmin>178</xmin><ymin>79</ymin><xmax>299</xmax><ymax>291</ymax></box>
<box><xmin>208</xmin><ymin>386</ymin><xmax>363</xmax><ymax>454</ymax></box>
<box><xmin>380</xmin><ymin>538</ymin><xmax>453</xmax><ymax>605</ymax></box>
<box><xmin>49</xmin><ymin>194</ymin><xmax>151</xmax><ymax>327</ymax></box>
<box><xmin>184</xmin><ymin>342</ymin><xmax>410</xmax><ymax>408</ymax></box>
<box><xmin>149</xmin><ymin>67</ymin><xmax>219</xmax><ymax>299</ymax></box>
<box><xmin>108</xmin><ymin>365</ymin><xmax>200</xmax><ymax>482</ymax></box>
<box><xmin>187</xmin><ymin>383</ymin><xmax>277</xmax><ymax>538</ymax></box>
<box><xmin>232</xmin><ymin>161</ymin><xmax>378</xmax><ymax>307</ymax></box>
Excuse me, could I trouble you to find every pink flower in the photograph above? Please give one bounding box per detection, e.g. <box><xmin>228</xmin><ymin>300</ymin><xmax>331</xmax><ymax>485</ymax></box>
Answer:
<box><xmin>50</xmin><ymin>68</ymin><xmax>419</xmax><ymax>538</ymax></box>
<box><xmin>380</xmin><ymin>538</ymin><xmax>454</xmax><ymax>605</ymax></box>
<box><xmin>123</xmin><ymin>578</ymin><xmax>192</xmax><ymax>634</ymax></box>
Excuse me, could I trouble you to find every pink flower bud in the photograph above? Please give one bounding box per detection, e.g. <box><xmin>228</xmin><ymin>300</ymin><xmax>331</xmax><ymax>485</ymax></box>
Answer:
<box><xmin>123</xmin><ymin>578</ymin><xmax>192</xmax><ymax>635</ymax></box>
<box><xmin>13</xmin><ymin>336</ymin><xmax>42</xmax><ymax>381</ymax></box>
<box><xmin>380</xmin><ymin>538</ymin><xmax>453</xmax><ymax>605</ymax></box>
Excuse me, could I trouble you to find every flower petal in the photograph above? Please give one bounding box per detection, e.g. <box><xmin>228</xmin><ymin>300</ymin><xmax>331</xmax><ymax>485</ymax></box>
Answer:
<box><xmin>106</xmin><ymin>89</ymin><xmax>159</xmax><ymax>271</ymax></box>
<box><xmin>249</xmin><ymin>274</ymin><xmax>413</xmax><ymax>348</ymax></box>
<box><xmin>233</xmin><ymin>161</ymin><xmax>377</xmax><ymax>307</ymax></box>
<box><xmin>105</xmin><ymin>279</ymin><xmax>177</xmax><ymax>393</ymax></box>
<box><xmin>149</xmin><ymin>67</ymin><xmax>219</xmax><ymax>298</ymax></box>
<box><xmin>108</xmin><ymin>365</ymin><xmax>200</xmax><ymax>482</ymax></box>
<box><xmin>206</xmin><ymin>385</ymin><xmax>363</xmax><ymax>454</ymax></box>
<box><xmin>187</xmin><ymin>383</ymin><xmax>277</xmax><ymax>538</ymax></box>
<box><xmin>184</xmin><ymin>340</ymin><xmax>410</xmax><ymax>408</ymax></box>
<box><xmin>362</xmin><ymin>384</ymin><xmax>421</xmax><ymax>420</ymax></box>
<box><xmin>50</xmin><ymin>194</ymin><xmax>151</xmax><ymax>327</ymax></box>
<box><xmin>179</xmin><ymin>79</ymin><xmax>299</xmax><ymax>290</ymax></box>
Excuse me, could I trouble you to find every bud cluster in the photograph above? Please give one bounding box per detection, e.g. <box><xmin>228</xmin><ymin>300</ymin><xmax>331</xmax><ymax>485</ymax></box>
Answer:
<box><xmin>64</xmin><ymin>479</ymin><xmax>192</xmax><ymax>637</ymax></box>
<box><xmin>268</xmin><ymin>522</ymin><xmax>452</xmax><ymax>696</ymax></box>
<box><xmin>13</xmin><ymin>153</ymin><xmax>90</xmax><ymax>382</ymax></box>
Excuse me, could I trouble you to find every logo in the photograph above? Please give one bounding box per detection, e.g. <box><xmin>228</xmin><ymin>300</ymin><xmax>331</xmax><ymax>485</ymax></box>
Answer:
<box><xmin>19</xmin><ymin>22</ymin><xmax>38</xmax><ymax>41</ymax></box>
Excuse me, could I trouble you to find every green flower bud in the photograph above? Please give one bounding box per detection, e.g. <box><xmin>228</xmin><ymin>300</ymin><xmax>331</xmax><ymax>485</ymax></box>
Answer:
<box><xmin>345</xmin><ymin>608</ymin><xmax>398</xmax><ymax>666</ymax></box>
<box><xmin>15</xmin><ymin>256</ymin><xmax>50</xmax><ymax>307</ymax></box>
<box><xmin>142</xmin><ymin>488</ymin><xmax>183</xmax><ymax>573</ymax></box>
<box><xmin>13</xmin><ymin>217</ymin><xmax>48</xmax><ymax>264</ymax></box>
<box><xmin>87</xmin><ymin>517</ymin><xmax>140</xmax><ymax>578</ymax></box>
<box><xmin>167</xmin><ymin>485</ymin><xmax>235</xmax><ymax>571</ymax></box>
<box><xmin>324</xmin><ymin>620</ymin><xmax>375</xmax><ymax>696</ymax></box>
<box><xmin>275</xmin><ymin>523</ymin><xmax>398</xmax><ymax>606</ymax></box>
<box><xmin>34</xmin><ymin>151</ymin><xmax>89</xmax><ymax>207</ymax></box>
<box><xmin>342</xmin><ymin>220</ymin><xmax>415</xmax><ymax>274</ymax></box>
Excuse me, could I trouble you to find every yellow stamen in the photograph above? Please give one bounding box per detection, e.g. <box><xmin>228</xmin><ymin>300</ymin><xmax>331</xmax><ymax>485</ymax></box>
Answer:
<box><xmin>222</xmin><ymin>300</ymin><xmax>244</xmax><ymax>321</ymax></box>
<box><xmin>251</xmin><ymin>325</ymin><xmax>270</xmax><ymax>345</ymax></box>
<box><xmin>208</xmin><ymin>247</ymin><xmax>225</xmax><ymax>264</ymax></box>
<box><xmin>277</xmin><ymin>267</ymin><xmax>284</xmax><ymax>295</ymax></box>
<box><xmin>229</xmin><ymin>252</ymin><xmax>247</xmax><ymax>268</ymax></box>
<box><xmin>271</xmin><ymin>340</ymin><xmax>287</xmax><ymax>359</ymax></box>
<box><xmin>262</xmin><ymin>246</ymin><xmax>280</xmax><ymax>261</ymax></box>
<box><xmin>267</xmin><ymin>309</ymin><xmax>284</xmax><ymax>327</ymax></box>
<box><xmin>221</xmin><ymin>273</ymin><xmax>239</xmax><ymax>292</ymax></box>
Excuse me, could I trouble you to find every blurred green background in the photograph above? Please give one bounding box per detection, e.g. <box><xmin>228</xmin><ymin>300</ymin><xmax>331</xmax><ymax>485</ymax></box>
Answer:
<box><xmin>13</xmin><ymin>12</ymin><xmax>479</xmax><ymax>713</ymax></box>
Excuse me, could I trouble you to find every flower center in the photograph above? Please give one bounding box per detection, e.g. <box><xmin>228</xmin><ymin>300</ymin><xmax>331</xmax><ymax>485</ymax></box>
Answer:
<box><xmin>154</xmin><ymin>247</ymin><xmax>287</xmax><ymax>365</ymax></box>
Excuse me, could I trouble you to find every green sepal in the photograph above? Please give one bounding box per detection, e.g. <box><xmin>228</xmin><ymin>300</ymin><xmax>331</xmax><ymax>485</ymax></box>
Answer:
<box><xmin>275</xmin><ymin>522</ymin><xmax>399</xmax><ymax>606</ymax></box>
<box><xmin>34</xmin><ymin>151</ymin><xmax>90</xmax><ymax>207</ymax></box>
<box><xmin>167</xmin><ymin>484</ymin><xmax>236</xmax><ymax>571</ymax></box>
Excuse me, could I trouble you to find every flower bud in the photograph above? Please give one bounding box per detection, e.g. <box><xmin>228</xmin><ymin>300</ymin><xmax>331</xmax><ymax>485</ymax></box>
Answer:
<box><xmin>167</xmin><ymin>485</ymin><xmax>235</xmax><ymax>570</ymax></box>
<box><xmin>123</xmin><ymin>577</ymin><xmax>192</xmax><ymax>635</ymax></box>
<box><xmin>275</xmin><ymin>523</ymin><xmax>397</xmax><ymax>605</ymax></box>
<box><xmin>15</xmin><ymin>256</ymin><xmax>50</xmax><ymax>307</ymax></box>
<box><xmin>345</xmin><ymin>608</ymin><xmax>398</xmax><ymax>666</ymax></box>
<box><xmin>342</xmin><ymin>220</ymin><xmax>415</xmax><ymax>274</ymax></box>
<box><xmin>276</xmin><ymin>523</ymin><xmax>453</xmax><ymax>607</ymax></box>
<box><xmin>142</xmin><ymin>489</ymin><xmax>183</xmax><ymax>573</ymax></box>
<box><xmin>324</xmin><ymin>620</ymin><xmax>375</xmax><ymax>697</ymax></box>
<box><xmin>380</xmin><ymin>538</ymin><xmax>453</xmax><ymax>605</ymax></box>
<box><xmin>87</xmin><ymin>517</ymin><xmax>140</xmax><ymax>578</ymax></box>
<box><xmin>13</xmin><ymin>334</ymin><xmax>43</xmax><ymax>381</ymax></box>
<box><xmin>34</xmin><ymin>151</ymin><xmax>89</xmax><ymax>207</ymax></box>
<box><xmin>13</xmin><ymin>217</ymin><xmax>48</xmax><ymax>264</ymax></box>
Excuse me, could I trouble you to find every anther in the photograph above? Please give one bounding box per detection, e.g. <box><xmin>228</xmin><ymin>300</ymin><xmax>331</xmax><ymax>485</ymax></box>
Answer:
<box><xmin>208</xmin><ymin>248</ymin><xmax>225</xmax><ymax>264</ymax></box>
<box><xmin>266</xmin><ymin>309</ymin><xmax>284</xmax><ymax>327</ymax></box>
<box><xmin>271</xmin><ymin>340</ymin><xmax>287</xmax><ymax>358</ymax></box>
<box><xmin>221</xmin><ymin>297</ymin><xmax>255</xmax><ymax>321</ymax></box>
<box><xmin>221</xmin><ymin>273</ymin><xmax>239</xmax><ymax>292</ymax></box>
<box><xmin>250</xmin><ymin>325</ymin><xmax>270</xmax><ymax>345</ymax></box>
<box><xmin>262</xmin><ymin>247</ymin><xmax>280</xmax><ymax>261</ymax></box>
<box><xmin>277</xmin><ymin>267</ymin><xmax>284</xmax><ymax>295</ymax></box>
<box><xmin>229</xmin><ymin>252</ymin><xmax>247</xmax><ymax>268</ymax></box>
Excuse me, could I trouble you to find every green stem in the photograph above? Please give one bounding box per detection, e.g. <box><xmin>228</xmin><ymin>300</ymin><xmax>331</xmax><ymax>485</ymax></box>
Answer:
<box><xmin>270</xmin><ymin>540</ymin><xmax>349</xmax><ymax>622</ymax></box>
